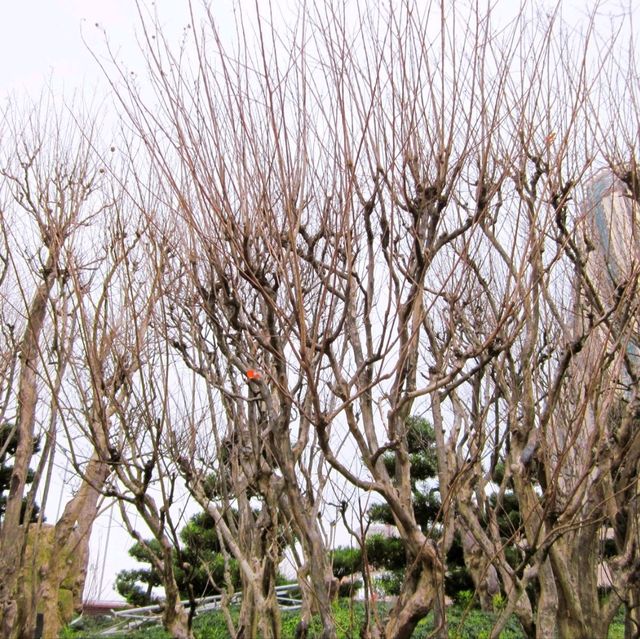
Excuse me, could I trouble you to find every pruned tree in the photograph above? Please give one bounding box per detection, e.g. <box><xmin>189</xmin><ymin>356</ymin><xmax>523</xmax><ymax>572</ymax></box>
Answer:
<box><xmin>0</xmin><ymin>94</ymin><xmax>117</xmax><ymax>639</ymax></box>
<box><xmin>55</xmin><ymin>182</ymin><xmax>197</xmax><ymax>639</ymax></box>
<box><xmin>116</xmin><ymin>509</ymin><xmax>243</xmax><ymax>606</ymax></box>
<box><xmin>88</xmin><ymin>1</ymin><xmax>640</xmax><ymax>638</ymax></box>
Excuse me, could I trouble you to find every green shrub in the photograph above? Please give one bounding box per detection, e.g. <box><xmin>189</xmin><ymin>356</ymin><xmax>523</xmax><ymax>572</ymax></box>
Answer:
<box><xmin>492</xmin><ymin>593</ymin><xmax>506</xmax><ymax>611</ymax></box>
<box><xmin>337</xmin><ymin>579</ymin><xmax>362</xmax><ymax>599</ymax></box>
<box><xmin>374</xmin><ymin>572</ymin><xmax>402</xmax><ymax>596</ymax></box>
<box><xmin>455</xmin><ymin>589</ymin><xmax>475</xmax><ymax>609</ymax></box>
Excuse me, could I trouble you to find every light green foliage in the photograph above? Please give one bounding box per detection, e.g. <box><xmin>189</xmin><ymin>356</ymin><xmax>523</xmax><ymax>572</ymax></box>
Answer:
<box><xmin>454</xmin><ymin>590</ymin><xmax>475</xmax><ymax>609</ymax></box>
<box><xmin>492</xmin><ymin>593</ymin><xmax>506</xmax><ymax>611</ymax></box>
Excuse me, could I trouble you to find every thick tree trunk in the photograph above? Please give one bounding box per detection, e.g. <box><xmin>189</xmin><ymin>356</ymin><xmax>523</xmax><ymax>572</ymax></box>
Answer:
<box><xmin>556</xmin><ymin>613</ymin><xmax>593</xmax><ymax>639</ymax></box>
<box><xmin>0</xmin><ymin>260</ymin><xmax>56</xmax><ymax>639</ymax></box>
<box><xmin>159</xmin><ymin>537</ymin><xmax>194</xmax><ymax>639</ymax></box>
<box><xmin>300</xmin><ymin>530</ymin><xmax>336</xmax><ymax>639</ymax></box>
<box><xmin>268</xmin><ymin>429</ymin><xmax>337</xmax><ymax>639</ymax></box>
<box><xmin>533</xmin><ymin>559</ymin><xmax>558</xmax><ymax>639</ymax></box>
<box><xmin>237</xmin><ymin>575</ymin><xmax>258</xmax><ymax>639</ymax></box>
<box><xmin>510</xmin><ymin>432</ymin><xmax>559</xmax><ymax>639</ymax></box>
<box><xmin>625</xmin><ymin>588</ymin><xmax>640</xmax><ymax>639</ymax></box>
<box><xmin>163</xmin><ymin>595</ymin><xmax>193</xmax><ymax>639</ymax></box>
<box><xmin>237</xmin><ymin>494</ymin><xmax>281</xmax><ymax>639</ymax></box>
<box><xmin>294</xmin><ymin>563</ymin><xmax>338</xmax><ymax>639</ymax></box>
<box><xmin>384</xmin><ymin>543</ymin><xmax>443</xmax><ymax>639</ymax></box>
<box><xmin>551</xmin><ymin>533</ymin><xmax>607</xmax><ymax>639</ymax></box>
<box><xmin>237</xmin><ymin>565</ymin><xmax>280</xmax><ymax>639</ymax></box>
<box><xmin>38</xmin><ymin>456</ymin><xmax>110</xmax><ymax>639</ymax></box>
<box><xmin>258</xmin><ymin>573</ymin><xmax>281</xmax><ymax>639</ymax></box>
<box><xmin>461</xmin><ymin>529</ymin><xmax>500</xmax><ymax>611</ymax></box>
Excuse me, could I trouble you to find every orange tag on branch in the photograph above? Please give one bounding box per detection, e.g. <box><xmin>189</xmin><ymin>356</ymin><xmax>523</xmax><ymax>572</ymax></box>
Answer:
<box><xmin>246</xmin><ymin>369</ymin><xmax>262</xmax><ymax>381</ymax></box>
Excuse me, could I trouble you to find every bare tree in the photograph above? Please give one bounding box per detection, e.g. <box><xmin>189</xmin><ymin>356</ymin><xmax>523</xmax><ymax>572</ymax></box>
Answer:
<box><xmin>90</xmin><ymin>2</ymin><xmax>640</xmax><ymax>638</ymax></box>
<box><xmin>55</xmin><ymin>181</ymin><xmax>198</xmax><ymax>639</ymax></box>
<box><xmin>0</xmin><ymin>95</ymin><xmax>113</xmax><ymax>639</ymax></box>
<box><xmin>432</xmin><ymin>11</ymin><xmax>640</xmax><ymax>638</ymax></box>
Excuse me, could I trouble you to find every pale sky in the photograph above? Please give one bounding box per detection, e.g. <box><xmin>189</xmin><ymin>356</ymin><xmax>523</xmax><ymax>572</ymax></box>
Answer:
<box><xmin>1</xmin><ymin>1</ymin><xmax>129</xmax><ymax>96</ymax></box>
<box><xmin>0</xmin><ymin>0</ymin><xmax>207</xmax><ymax>100</ymax></box>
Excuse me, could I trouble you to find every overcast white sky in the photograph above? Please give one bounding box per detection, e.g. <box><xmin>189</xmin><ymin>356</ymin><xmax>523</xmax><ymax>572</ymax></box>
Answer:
<box><xmin>0</xmin><ymin>0</ymin><xmax>196</xmax><ymax>98</ymax></box>
<box><xmin>0</xmin><ymin>1</ymin><xmax>124</xmax><ymax>96</ymax></box>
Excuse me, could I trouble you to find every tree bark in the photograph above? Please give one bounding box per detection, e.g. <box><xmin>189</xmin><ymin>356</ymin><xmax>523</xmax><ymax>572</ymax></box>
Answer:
<box><xmin>625</xmin><ymin>587</ymin><xmax>640</xmax><ymax>639</ymax></box>
<box><xmin>461</xmin><ymin>529</ymin><xmax>500</xmax><ymax>612</ymax></box>
<box><xmin>385</xmin><ymin>542</ymin><xmax>443</xmax><ymax>639</ymax></box>
<box><xmin>38</xmin><ymin>456</ymin><xmax>110</xmax><ymax>639</ymax></box>
<box><xmin>0</xmin><ymin>258</ymin><xmax>56</xmax><ymax>639</ymax></box>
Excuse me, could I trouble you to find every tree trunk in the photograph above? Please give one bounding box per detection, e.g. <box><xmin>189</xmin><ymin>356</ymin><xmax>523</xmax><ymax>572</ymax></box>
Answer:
<box><xmin>461</xmin><ymin>529</ymin><xmax>500</xmax><ymax>611</ymax></box>
<box><xmin>625</xmin><ymin>588</ymin><xmax>640</xmax><ymax>639</ymax></box>
<box><xmin>0</xmin><ymin>260</ymin><xmax>56</xmax><ymax>639</ymax></box>
<box><xmin>269</xmin><ymin>430</ymin><xmax>336</xmax><ymax>639</ymax></box>
<box><xmin>532</xmin><ymin>559</ymin><xmax>558</xmax><ymax>639</ymax></box>
<box><xmin>38</xmin><ymin>456</ymin><xmax>110</xmax><ymax>639</ymax></box>
<box><xmin>301</xmin><ymin>531</ymin><xmax>336</xmax><ymax>639</ymax></box>
<box><xmin>384</xmin><ymin>544</ymin><xmax>443</xmax><ymax>639</ymax></box>
<box><xmin>295</xmin><ymin>594</ymin><xmax>312</xmax><ymax>639</ymax></box>
<box><xmin>551</xmin><ymin>531</ymin><xmax>609</xmax><ymax>639</ymax></box>
<box><xmin>237</xmin><ymin>575</ymin><xmax>258</xmax><ymax>639</ymax></box>
<box><xmin>163</xmin><ymin>595</ymin><xmax>193</xmax><ymax>639</ymax></box>
<box><xmin>237</xmin><ymin>565</ymin><xmax>280</xmax><ymax>639</ymax></box>
<box><xmin>258</xmin><ymin>568</ymin><xmax>281</xmax><ymax>639</ymax></box>
<box><xmin>510</xmin><ymin>439</ymin><xmax>559</xmax><ymax>639</ymax></box>
<box><xmin>556</xmin><ymin>612</ymin><xmax>593</xmax><ymax>639</ymax></box>
<box><xmin>159</xmin><ymin>537</ymin><xmax>194</xmax><ymax>639</ymax></box>
<box><xmin>431</xmin><ymin>589</ymin><xmax>448</xmax><ymax>639</ymax></box>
